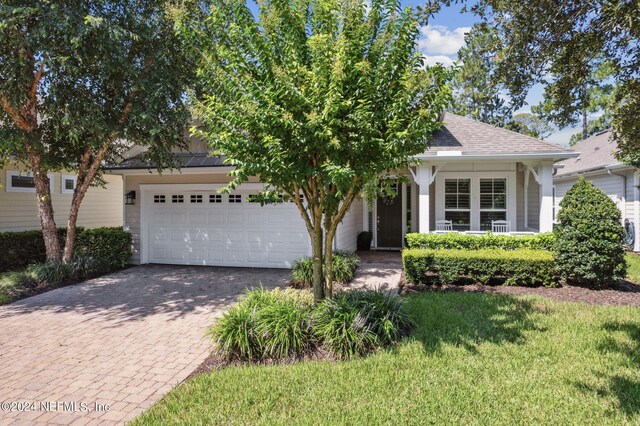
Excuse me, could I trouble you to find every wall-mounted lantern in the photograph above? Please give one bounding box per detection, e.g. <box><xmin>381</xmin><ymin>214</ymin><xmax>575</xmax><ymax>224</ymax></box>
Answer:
<box><xmin>125</xmin><ymin>190</ymin><xmax>136</xmax><ymax>205</ymax></box>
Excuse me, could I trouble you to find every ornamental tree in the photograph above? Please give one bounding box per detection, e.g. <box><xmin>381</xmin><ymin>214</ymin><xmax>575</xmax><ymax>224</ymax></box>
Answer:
<box><xmin>177</xmin><ymin>0</ymin><xmax>451</xmax><ymax>301</ymax></box>
<box><xmin>0</xmin><ymin>1</ymin><xmax>194</xmax><ymax>263</ymax></box>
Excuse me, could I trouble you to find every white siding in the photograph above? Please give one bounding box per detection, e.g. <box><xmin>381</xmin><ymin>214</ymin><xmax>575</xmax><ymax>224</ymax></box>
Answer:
<box><xmin>336</xmin><ymin>198</ymin><xmax>363</xmax><ymax>252</ymax></box>
<box><xmin>526</xmin><ymin>175</ymin><xmax>540</xmax><ymax>230</ymax></box>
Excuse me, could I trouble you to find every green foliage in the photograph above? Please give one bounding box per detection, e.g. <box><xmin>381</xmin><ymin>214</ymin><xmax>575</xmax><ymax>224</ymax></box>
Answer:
<box><xmin>177</xmin><ymin>0</ymin><xmax>452</xmax><ymax>298</ymax></box>
<box><xmin>357</xmin><ymin>231</ymin><xmax>373</xmax><ymax>251</ymax></box>
<box><xmin>0</xmin><ymin>227</ymin><xmax>131</xmax><ymax>272</ymax></box>
<box><xmin>403</xmin><ymin>248</ymin><xmax>556</xmax><ymax>287</ymax></box>
<box><xmin>505</xmin><ymin>112</ymin><xmax>553</xmax><ymax>139</ymax></box>
<box><xmin>312</xmin><ymin>290</ymin><xmax>414</xmax><ymax>359</ymax></box>
<box><xmin>209</xmin><ymin>287</ymin><xmax>412</xmax><ymax>361</ymax></box>
<box><xmin>208</xmin><ymin>288</ymin><xmax>314</xmax><ymax>360</ymax></box>
<box><xmin>405</xmin><ymin>232</ymin><xmax>556</xmax><ymax>251</ymax></box>
<box><xmin>292</xmin><ymin>251</ymin><xmax>360</xmax><ymax>286</ymax></box>
<box><xmin>554</xmin><ymin>177</ymin><xmax>626</xmax><ymax>286</ymax></box>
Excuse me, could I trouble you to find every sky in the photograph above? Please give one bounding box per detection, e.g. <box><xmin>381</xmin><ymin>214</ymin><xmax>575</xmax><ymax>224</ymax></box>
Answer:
<box><xmin>411</xmin><ymin>1</ymin><xmax>576</xmax><ymax>145</ymax></box>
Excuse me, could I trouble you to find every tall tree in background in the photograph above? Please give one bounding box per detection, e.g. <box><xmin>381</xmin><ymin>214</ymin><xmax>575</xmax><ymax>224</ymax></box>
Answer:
<box><xmin>534</xmin><ymin>58</ymin><xmax>615</xmax><ymax>143</ymax></box>
<box><xmin>0</xmin><ymin>1</ymin><xmax>194</xmax><ymax>262</ymax></box>
<box><xmin>450</xmin><ymin>23</ymin><xmax>511</xmax><ymax>126</ymax></box>
<box><xmin>424</xmin><ymin>0</ymin><xmax>639</xmax><ymax>162</ymax></box>
<box><xmin>177</xmin><ymin>0</ymin><xmax>452</xmax><ymax>301</ymax></box>
<box><xmin>505</xmin><ymin>112</ymin><xmax>553</xmax><ymax>139</ymax></box>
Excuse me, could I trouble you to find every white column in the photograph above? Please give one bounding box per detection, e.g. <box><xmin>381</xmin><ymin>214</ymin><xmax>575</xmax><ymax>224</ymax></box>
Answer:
<box><xmin>538</xmin><ymin>161</ymin><xmax>554</xmax><ymax>232</ymax></box>
<box><xmin>417</xmin><ymin>163</ymin><xmax>432</xmax><ymax>233</ymax></box>
<box><xmin>362</xmin><ymin>197</ymin><xmax>369</xmax><ymax>232</ymax></box>
<box><xmin>634</xmin><ymin>171</ymin><xmax>640</xmax><ymax>252</ymax></box>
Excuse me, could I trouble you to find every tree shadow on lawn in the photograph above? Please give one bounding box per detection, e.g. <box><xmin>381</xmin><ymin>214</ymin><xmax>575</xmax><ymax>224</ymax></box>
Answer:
<box><xmin>404</xmin><ymin>292</ymin><xmax>547</xmax><ymax>355</ymax></box>
<box><xmin>574</xmin><ymin>321</ymin><xmax>640</xmax><ymax>417</ymax></box>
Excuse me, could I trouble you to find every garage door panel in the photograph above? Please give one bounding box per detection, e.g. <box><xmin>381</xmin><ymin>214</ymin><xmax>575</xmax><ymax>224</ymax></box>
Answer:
<box><xmin>146</xmin><ymin>190</ymin><xmax>310</xmax><ymax>268</ymax></box>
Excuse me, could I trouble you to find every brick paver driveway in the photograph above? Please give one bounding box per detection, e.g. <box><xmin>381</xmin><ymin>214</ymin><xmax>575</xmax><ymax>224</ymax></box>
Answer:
<box><xmin>0</xmin><ymin>265</ymin><xmax>289</xmax><ymax>425</ymax></box>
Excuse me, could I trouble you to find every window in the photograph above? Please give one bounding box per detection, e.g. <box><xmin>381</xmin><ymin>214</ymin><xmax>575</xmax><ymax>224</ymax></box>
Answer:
<box><xmin>6</xmin><ymin>170</ymin><xmax>53</xmax><ymax>193</ymax></box>
<box><xmin>479</xmin><ymin>178</ymin><xmax>507</xmax><ymax>230</ymax></box>
<box><xmin>190</xmin><ymin>194</ymin><xmax>203</xmax><ymax>203</ymax></box>
<box><xmin>444</xmin><ymin>178</ymin><xmax>471</xmax><ymax>231</ymax></box>
<box><xmin>209</xmin><ymin>194</ymin><xmax>222</xmax><ymax>203</ymax></box>
<box><xmin>154</xmin><ymin>195</ymin><xmax>166</xmax><ymax>203</ymax></box>
<box><xmin>229</xmin><ymin>194</ymin><xmax>242</xmax><ymax>203</ymax></box>
<box><xmin>172</xmin><ymin>194</ymin><xmax>184</xmax><ymax>203</ymax></box>
<box><xmin>61</xmin><ymin>175</ymin><xmax>77</xmax><ymax>194</ymax></box>
<box><xmin>247</xmin><ymin>194</ymin><xmax>260</xmax><ymax>203</ymax></box>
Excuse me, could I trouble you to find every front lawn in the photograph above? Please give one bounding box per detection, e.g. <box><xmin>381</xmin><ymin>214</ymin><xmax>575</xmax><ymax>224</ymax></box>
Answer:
<box><xmin>134</xmin><ymin>292</ymin><xmax>640</xmax><ymax>425</ymax></box>
<box><xmin>626</xmin><ymin>252</ymin><xmax>640</xmax><ymax>283</ymax></box>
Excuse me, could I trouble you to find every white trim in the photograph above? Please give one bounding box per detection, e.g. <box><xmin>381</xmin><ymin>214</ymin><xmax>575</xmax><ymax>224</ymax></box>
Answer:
<box><xmin>107</xmin><ymin>166</ymin><xmax>235</xmax><ymax>176</ymax></box>
<box><xmin>401</xmin><ymin>182</ymin><xmax>407</xmax><ymax>247</ymax></box>
<box><xmin>6</xmin><ymin>170</ymin><xmax>54</xmax><ymax>193</ymax></box>
<box><xmin>435</xmin><ymin>171</ymin><xmax>517</xmax><ymax>232</ymax></box>
<box><xmin>416</xmin><ymin>152</ymin><xmax>578</xmax><ymax>161</ymax></box>
<box><xmin>634</xmin><ymin>171</ymin><xmax>640</xmax><ymax>252</ymax></box>
<box><xmin>61</xmin><ymin>174</ymin><xmax>77</xmax><ymax>194</ymax></box>
<box><xmin>138</xmin><ymin>182</ymin><xmax>266</xmax><ymax>191</ymax></box>
<box><xmin>538</xmin><ymin>161</ymin><xmax>554</xmax><ymax>232</ymax></box>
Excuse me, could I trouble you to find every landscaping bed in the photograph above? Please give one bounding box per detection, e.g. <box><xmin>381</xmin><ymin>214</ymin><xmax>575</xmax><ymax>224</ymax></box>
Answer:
<box><xmin>134</xmin><ymin>291</ymin><xmax>640</xmax><ymax>425</ymax></box>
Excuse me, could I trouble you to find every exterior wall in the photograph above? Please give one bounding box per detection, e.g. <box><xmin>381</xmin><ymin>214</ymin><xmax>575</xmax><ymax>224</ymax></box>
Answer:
<box><xmin>335</xmin><ymin>198</ymin><xmax>363</xmax><ymax>252</ymax></box>
<box><xmin>554</xmin><ymin>168</ymin><xmax>639</xmax><ymax>251</ymax></box>
<box><xmin>0</xmin><ymin>166</ymin><xmax>123</xmax><ymax>232</ymax></box>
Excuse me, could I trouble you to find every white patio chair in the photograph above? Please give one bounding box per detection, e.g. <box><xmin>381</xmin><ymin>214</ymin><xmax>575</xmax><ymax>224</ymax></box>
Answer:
<box><xmin>491</xmin><ymin>220</ymin><xmax>511</xmax><ymax>233</ymax></box>
<box><xmin>436</xmin><ymin>220</ymin><xmax>453</xmax><ymax>232</ymax></box>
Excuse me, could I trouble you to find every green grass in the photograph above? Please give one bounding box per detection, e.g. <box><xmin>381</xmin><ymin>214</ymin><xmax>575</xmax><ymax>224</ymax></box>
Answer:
<box><xmin>134</xmin><ymin>292</ymin><xmax>640</xmax><ymax>425</ymax></box>
<box><xmin>625</xmin><ymin>252</ymin><xmax>640</xmax><ymax>283</ymax></box>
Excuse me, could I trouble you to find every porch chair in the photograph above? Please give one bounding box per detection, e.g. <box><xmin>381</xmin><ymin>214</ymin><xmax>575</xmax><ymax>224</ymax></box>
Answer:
<box><xmin>491</xmin><ymin>220</ymin><xmax>511</xmax><ymax>233</ymax></box>
<box><xmin>436</xmin><ymin>220</ymin><xmax>453</xmax><ymax>232</ymax></box>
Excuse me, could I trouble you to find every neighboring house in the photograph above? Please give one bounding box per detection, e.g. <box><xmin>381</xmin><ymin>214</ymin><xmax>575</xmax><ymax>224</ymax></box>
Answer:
<box><xmin>0</xmin><ymin>166</ymin><xmax>123</xmax><ymax>232</ymax></box>
<box><xmin>554</xmin><ymin>129</ymin><xmax>639</xmax><ymax>252</ymax></box>
<box><xmin>106</xmin><ymin>113</ymin><xmax>576</xmax><ymax>268</ymax></box>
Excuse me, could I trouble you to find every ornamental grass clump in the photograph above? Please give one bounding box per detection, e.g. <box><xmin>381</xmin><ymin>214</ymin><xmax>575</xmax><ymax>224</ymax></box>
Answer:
<box><xmin>554</xmin><ymin>177</ymin><xmax>626</xmax><ymax>286</ymax></box>
<box><xmin>292</xmin><ymin>250</ymin><xmax>360</xmax><ymax>286</ymax></box>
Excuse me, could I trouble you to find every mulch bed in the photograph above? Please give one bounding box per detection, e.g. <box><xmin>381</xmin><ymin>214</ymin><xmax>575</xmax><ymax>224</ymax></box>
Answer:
<box><xmin>400</xmin><ymin>272</ymin><xmax>640</xmax><ymax>307</ymax></box>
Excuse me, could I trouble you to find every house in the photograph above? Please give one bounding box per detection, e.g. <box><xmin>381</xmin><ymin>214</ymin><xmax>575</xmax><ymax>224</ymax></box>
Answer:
<box><xmin>0</xmin><ymin>166</ymin><xmax>123</xmax><ymax>232</ymax></box>
<box><xmin>106</xmin><ymin>113</ymin><xmax>577</xmax><ymax>268</ymax></box>
<box><xmin>553</xmin><ymin>129</ymin><xmax>639</xmax><ymax>252</ymax></box>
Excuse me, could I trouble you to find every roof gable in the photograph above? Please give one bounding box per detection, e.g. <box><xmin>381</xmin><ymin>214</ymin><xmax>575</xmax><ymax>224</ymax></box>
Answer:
<box><xmin>555</xmin><ymin>130</ymin><xmax>622</xmax><ymax>176</ymax></box>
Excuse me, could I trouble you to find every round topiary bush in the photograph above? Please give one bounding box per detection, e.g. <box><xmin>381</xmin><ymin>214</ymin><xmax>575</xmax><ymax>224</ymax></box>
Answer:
<box><xmin>554</xmin><ymin>177</ymin><xmax>626</xmax><ymax>286</ymax></box>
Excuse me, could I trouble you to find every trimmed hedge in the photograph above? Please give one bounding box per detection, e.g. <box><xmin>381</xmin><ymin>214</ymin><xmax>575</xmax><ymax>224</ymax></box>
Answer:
<box><xmin>0</xmin><ymin>227</ymin><xmax>132</xmax><ymax>272</ymax></box>
<box><xmin>554</xmin><ymin>177</ymin><xmax>626</xmax><ymax>286</ymax></box>
<box><xmin>405</xmin><ymin>232</ymin><xmax>556</xmax><ymax>251</ymax></box>
<box><xmin>403</xmin><ymin>248</ymin><xmax>557</xmax><ymax>287</ymax></box>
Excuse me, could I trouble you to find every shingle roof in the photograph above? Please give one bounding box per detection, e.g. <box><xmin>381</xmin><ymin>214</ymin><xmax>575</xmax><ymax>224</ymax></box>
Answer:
<box><xmin>555</xmin><ymin>129</ymin><xmax>623</xmax><ymax>176</ymax></box>
<box><xmin>422</xmin><ymin>113</ymin><xmax>574</xmax><ymax>155</ymax></box>
<box><xmin>107</xmin><ymin>152</ymin><xmax>227</xmax><ymax>170</ymax></box>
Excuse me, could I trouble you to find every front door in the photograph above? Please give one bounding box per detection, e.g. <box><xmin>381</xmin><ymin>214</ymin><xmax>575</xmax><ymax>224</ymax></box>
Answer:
<box><xmin>376</xmin><ymin>185</ymin><xmax>403</xmax><ymax>247</ymax></box>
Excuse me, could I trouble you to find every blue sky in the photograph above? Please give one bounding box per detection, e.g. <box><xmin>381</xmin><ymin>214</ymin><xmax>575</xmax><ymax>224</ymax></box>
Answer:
<box><xmin>412</xmin><ymin>1</ymin><xmax>576</xmax><ymax>145</ymax></box>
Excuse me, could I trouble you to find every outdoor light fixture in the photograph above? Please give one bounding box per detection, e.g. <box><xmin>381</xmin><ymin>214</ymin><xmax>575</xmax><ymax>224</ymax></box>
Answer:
<box><xmin>125</xmin><ymin>190</ymin><xmax>136</xmax><ymax>205</ymax></box>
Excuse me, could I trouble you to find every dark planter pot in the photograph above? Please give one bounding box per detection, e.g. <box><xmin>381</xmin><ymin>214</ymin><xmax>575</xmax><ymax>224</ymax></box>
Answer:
<box><xmin>357</xmin><ymin>231</ymin><xmax>373</xmax><ymax>251</ymax></box>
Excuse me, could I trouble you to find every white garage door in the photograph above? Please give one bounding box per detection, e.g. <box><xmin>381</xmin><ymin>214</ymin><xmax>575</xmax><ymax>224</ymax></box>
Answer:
<box><xmin>144</xmin><ymin>189</ymin><xmax>310</xmax><ymax>268</ymax></box>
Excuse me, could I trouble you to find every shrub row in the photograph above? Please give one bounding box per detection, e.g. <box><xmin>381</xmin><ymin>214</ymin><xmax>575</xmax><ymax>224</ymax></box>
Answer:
<box><xmin>0</xmin><ymin>227</ymin><xmax>132</xmax><ymax>272</ymax></box>
<box><xmin>405</xmin><ymin>232</ymin><xmax>556</xmax><ymax>251</ymax></box>
<box><xmin>292</xmin><ymin>250</ymin><xmax>360</xmax><ymax>286</ymax></box>
<box><xmin>208</xmin><ymin>287</ymin><xmax>414</xmax><ymax>361</ymax></box>
<box><xmin>403</xmin><ymin>248</ymin><xmax>557</xmax><ymax>287</ymax></box>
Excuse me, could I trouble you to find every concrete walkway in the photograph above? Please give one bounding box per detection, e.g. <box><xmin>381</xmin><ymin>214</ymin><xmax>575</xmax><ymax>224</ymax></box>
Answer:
<box><xmin>0</xmin><ymin>265</ymin><xmax>289</xmax><ymax>425</ymax></box>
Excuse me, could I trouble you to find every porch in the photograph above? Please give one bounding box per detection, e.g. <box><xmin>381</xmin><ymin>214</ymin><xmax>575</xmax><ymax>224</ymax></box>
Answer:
<box><xmin>362</xmin><ymin>160</ymin><xmax>556</xmax><ymax>249</ymax></box>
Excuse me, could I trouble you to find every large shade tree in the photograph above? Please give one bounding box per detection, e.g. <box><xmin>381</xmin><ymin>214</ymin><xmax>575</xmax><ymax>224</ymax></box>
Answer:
<box><xmin>177</xmin><ymin>0</ymin><xmax>452</xmax><ymax>300</ymax></box>
<box><xmin>423</xmin><ymin>0</ymin><xmax>640</xmax><ymax>164</ymax></box>
<box><xmin>0</xmin><ymin>1</ymin><xmax>194</xmax><ymax>262</ymax></box>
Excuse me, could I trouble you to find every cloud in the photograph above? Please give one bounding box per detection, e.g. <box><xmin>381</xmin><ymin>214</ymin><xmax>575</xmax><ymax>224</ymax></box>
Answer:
<box><xmin>422</xmin><ymin>55</ymin><xmax>456</xmax><ymax>67</ymax></box>
<box><xmin>418</xmin><ymin>25</ymin><xmax>471</xmax><ymax>56</ymax></box>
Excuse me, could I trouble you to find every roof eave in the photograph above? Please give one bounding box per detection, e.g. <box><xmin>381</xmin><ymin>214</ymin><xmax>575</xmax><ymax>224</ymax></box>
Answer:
<box><xmin>415</xmin><ymin>151</ymin><xmax>579</xmax><ymax>162</ymax></box>
<box><xmin>554</xmin><ymin>163</ymin><xmax>635</xmax><ymax>179</ymax></box>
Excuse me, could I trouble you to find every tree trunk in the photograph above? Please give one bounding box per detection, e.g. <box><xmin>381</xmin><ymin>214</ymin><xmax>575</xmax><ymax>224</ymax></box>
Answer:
<box><xmin>582</xmin><ymin>108</ymin><xmax>588</xmax><ymax>140</ymax></box>
<box><xmin>63</xmin><ymin>190</ymin><xmax>86</xmax><ymax>263</ymax></box>
<box><xmin>324</xmin><ymin>226</ymin><xmax>337</xmax><ymax>299</ymax></box>
<box><xmin>311</xmin><ymin>223</ymin><xmax>324</xmax><ymax>302</ymax></box>
<box><xmin>29</xmin><ymin>155</ymin><xmax>61</xmax><ymax>263</ymax></box>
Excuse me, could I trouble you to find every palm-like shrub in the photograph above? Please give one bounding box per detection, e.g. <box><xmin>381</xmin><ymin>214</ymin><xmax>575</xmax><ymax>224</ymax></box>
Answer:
<box><xmin>312</xmin><ymin>290</ymin><xmax>414</xmax><ymax>359</ymax></box>
<box><xmin>554</xmin><ymin>177</ymin><xmax>626</xmax><ymax>286</ymax></box>
<box><xmin>292</xmin><ymin>250</ymin><xmax>360</xmax><ymax>286</ymax></box>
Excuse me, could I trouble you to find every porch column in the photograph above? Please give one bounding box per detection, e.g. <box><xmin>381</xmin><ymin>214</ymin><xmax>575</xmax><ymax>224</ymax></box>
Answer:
<box><xmin>634</xmin><ymin>171</ymin><xmax>640</xmax><ymax>252</ymax></box>
<box><xmin>362</xmin><ymin>196</ymin><xmax>369</xmax><ymax>232</ymax></box>
<box><xmin>538</xmin><ymin>161</ymin><xmax>554</xmax><ymax>232</ymax></box>
<box><xmin>417</xmin><ymin>163</ymin><xmax>432</xmax><ymax>233</ymax></box>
